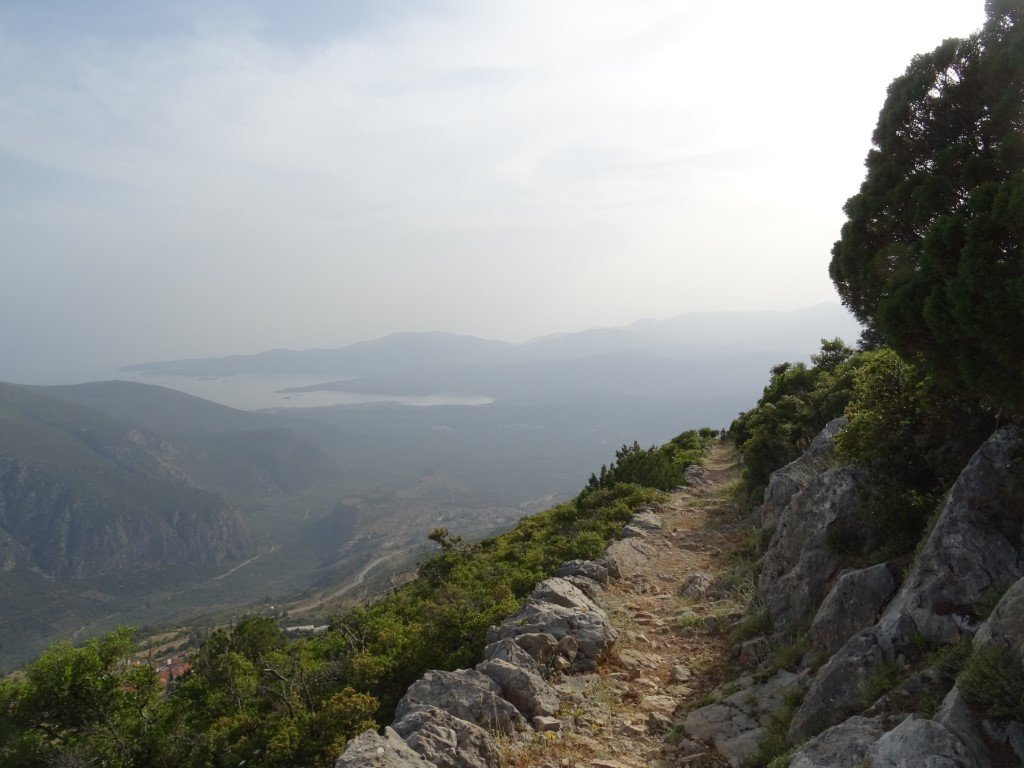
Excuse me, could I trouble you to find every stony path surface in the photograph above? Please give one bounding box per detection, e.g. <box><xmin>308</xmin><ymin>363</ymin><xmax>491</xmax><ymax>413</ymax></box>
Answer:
<box><xmin>502</xmin><ymin>442</ymin><xmax>748</xmax><ymax>768</ymax></box>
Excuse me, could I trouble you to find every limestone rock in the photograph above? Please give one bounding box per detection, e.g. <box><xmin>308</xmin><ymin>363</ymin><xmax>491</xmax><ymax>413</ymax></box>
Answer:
<box><xmin>933</xmin><ymin>688</ymin><xmax>993</xmax><ymax>768</ymax></box>
<box><xmin>866</xmin><ymin>715</ymin><xmax>981</xmax><ymax>767</ymax></box>
<box><xmin>790</xmin><ymin>629</ymin><xmax>895</xmax><ymax>741</ymax></box>
<box><xmin>877</xmin><ymin>426</ymin><xmax>1024</xmax><ymax>646</ymax></box>
<box><xmin>483</xmin><ymin>638</ymin><xmax>543</xmax><ymax>675</ymax></box>
<box><xmin>678</xmin><ymin>570</ymin><xmax>715</xmax><ymax>600</ymax></box>
<box><xmin>793</xmin><ymin>427</ymin><xmax>1024</xmax><ymax>738</ymax></box>
<box><xmin>561</xmin><ymin>574</ymin><xmax>603</xmax><ymax>601</ymax></box>
<box><xmin>476</xmin><ymin>658</ymin><xmax>560</xmax><ymax>718</ymax></box>
<box><xmin>531</xmin><ymin>577</ymin><xmax>601</xmax><ymax>613</ymax></box>
<box><xmin>555</xmin><ymin>559</ymin><xmax>610</xmax><ymax>584</ymax></box>
<box><xmin>640</xmin><ymin>694</ymin><xmax>676</xmax><ymax>714</ymax></box>
<box><xmin>628</xmin><ymin>509</ymin><xmax>663</xmax><ymax>535</ymax></box>
<box><xmin>394</xmin><ymin>669</ymin><xmax>527</xmax><ymax>735</ymax></box>
<box><xmin>335</xmin><ymin>727</ymin><xmax>434</xmax><ymax>768</ymax></box>
<box><xmin>758</xmin><ymin>465</ymin><xmax>868</xmax><ymax>632</ymax></box>
<box><xmin>392</xmin><ymin>706</ymin><xmax>504</xmax><ymax>768</ymax></box>
<box><xmin>506</xmin><ymin>632</ymin><xmax>560</xmax><ymax>667</ymax></box>
<box><xmin>683</xmin><ymin>464</ymin><xmax>710</xmax><ymax>485</ymax></box>
<box><xmin>486</xmin><ymin>598</ymin><xmax>618</xmax><ymax>670</ymax></box>
<box><xmin>532</xmin><ymin>715</ymin><xmax>561</xmax><ymax>732</ymax></box>
<box><xmin>760</xmin><ymin>417</ymin><xmax>846</xmax><ymax>532</ymax></box>
<box><xmin>669</xmin><ymin>664</ymin><xmax>691</xmax><ymax>683</ymax></box>
<box><xmin>973</xmin><ymin>575</ymin><xmax>1024</xmax><ymax>655</ymax></box>
<box><xmin>788</xmin><ymin>716</ymin><xmax>887</xmax><ymax>768</ymax></box>
<box><xmin>684</xmin><ymin>671</ymin><xmax>804</xmax><ymax>767</ymax></box>
<box><xmin>601</xmin><ymin>537</ymin><xmax>654</xmax><ymax>579</ymax></box>
<box><xmin>809</xmin><ymin>563</ymin><xmax>897</xmax><ymax>655</ymax></box>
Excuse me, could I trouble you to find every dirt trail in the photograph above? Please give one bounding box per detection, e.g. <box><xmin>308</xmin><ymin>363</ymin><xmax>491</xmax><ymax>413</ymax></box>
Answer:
<box><xmin>505</xmin><ymin>441</ymin><xmax>747</xmax><ymax>768</ymax></box>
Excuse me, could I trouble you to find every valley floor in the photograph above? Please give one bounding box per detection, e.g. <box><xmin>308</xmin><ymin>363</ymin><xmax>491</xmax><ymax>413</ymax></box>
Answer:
<box><xmin>502</xmin><ymin>442</ymin><xmax>748</xmax><ymax>767</ymax></box>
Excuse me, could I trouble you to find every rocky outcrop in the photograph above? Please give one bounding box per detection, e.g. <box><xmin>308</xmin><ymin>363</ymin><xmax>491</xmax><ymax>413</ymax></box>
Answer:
<box><xmin>683</xmin><ymin>464</ymin><xmax>710</xmax><ymax>485</ymax></box>
<box><xmin>682</xmin><ymin>670</ymin><xmax>807</xmax><ymax>767</ymax></box>
<box><xmin>336</xmin><ymin>507</ymin><xmax>664</xmax><ymax>767</ymax></box>
<box><xmin>392</xmin><ymin>707</ymin><xmax>502</xmax><ymax>768</ymax></box>
<box><xmin>758</xmin><ymin>464</ymin><xmax>867</xmax><ymax>632</ymax></box>
<box><xmin>0</xmin><ymin>455</ymin><xmax>250</xmax><ymax>579</ymax></box>
<box><xmin>334</xmin><ymin>727</ymin><xmax>434</xmax><ymax>767</ymax></box>
<box><xmin>866</xmin><ymin>715</ymin><xmax>981</xmax><ymax>767</ymax></box>
<box><xmin>394</xmin><ymin>670</ymin><xmax>527</xmax><ymax>735</ymax></box>
<box><xmin>600</xmin><ymin>537</ymin><xmax>654</xmax><ymax>579</ymax></box>
<box><xmin>476</xmin><ymin>659</ymin><xmax>559</xmax><ymax>719</ymax></box>
<box><xmin>788</xmin><ymin>716</ymin><xmax>888</xmax><ymax>768</ymax></box>
<box><xmin>808</xmin><ymin>563</ymin><xmax>897</xmax><ymax>656</ymax></box>
<box><xmin>791</xmin><ymin>426</ymin><xmax>1024</xmax><ymax>741</ymax></box>
<box><xmin>760</xmin><ymin>417</ymin><xmax>845</xmax><ymax>532</ymax></box>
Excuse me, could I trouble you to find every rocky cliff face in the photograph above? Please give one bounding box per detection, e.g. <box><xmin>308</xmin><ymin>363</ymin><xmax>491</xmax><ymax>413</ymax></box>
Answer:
<box><xmin>682</xmin><ymin>423</ymin><xmax>1024</xmax><ymax>767</ymax></box>
<box><xmin>0</xmin><ymin>383</ymin><xmax>256</xmax><ymax>580</ymax></box>
<box><xmin>0</xmin><ymin>455</ymin><xmax>250</xmax><ymax>578</ymax></box>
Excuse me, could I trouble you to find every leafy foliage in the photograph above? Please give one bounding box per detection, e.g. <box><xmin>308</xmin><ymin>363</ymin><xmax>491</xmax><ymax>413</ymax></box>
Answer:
<box><xmin>729</xmin><ymin>338</ymin><xmax>859</xmax><ymax>496</ymax></box>
<box><xmin>958</xmin><ymin>644</ymin><xmax>1024</xmax><ymax>722</ymax></box>
<box><xmin>587</xmin><ymin>428</ymin><xmax>716</xmax><ymax>491</ymax></box>
<box><xmin>834</xmin><ymin>349</ymin><xmax>996</xmax><ymax>556</ymax></box>
<box><xmin>829</xmin><ymin>2</ymin><xmax>1024</xmax><ymax>414</ymax></box>
<box><xmin>731</xmin><ymin>335</ymin><xmax>996</xmax><ymax>556</ymax></box>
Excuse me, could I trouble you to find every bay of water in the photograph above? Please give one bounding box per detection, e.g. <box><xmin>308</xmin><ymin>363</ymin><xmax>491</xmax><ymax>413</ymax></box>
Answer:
<box><xmin>117</xmin><ymin>372</ymin><xmax>494</xmax><ymax>411</ymax></box>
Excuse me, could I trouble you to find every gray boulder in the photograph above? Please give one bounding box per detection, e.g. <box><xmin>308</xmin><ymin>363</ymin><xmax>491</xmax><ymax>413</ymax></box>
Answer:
<box><xmin>335</xmin><ymin>727</ymin><xmax>434</xmax><ymax>768</ymax></box>
<box><xmin>486</xmin><ymin>598</ymin><xmax>617</xmax><ymax>670</ymax></box>
<box><xmin>760</xmin><ymin>417</ymin><xmax>846</xmax><ymax>532</ymax></box>
<box><xmin>866</xmin><ymin>715</ymin><xmax>981</xmax><ymax>767</ymax></box>
<box><xmin>792</xmin><ymin>426</ymin><xmax>1024</xmax><ymax>740</ymax></box>
<box><xmin>560</xmin><ymin>574</ymin><xmax>603</xmax><ymax>601</ymax></box>
<box><xmin>683</xmin><ymin>464</ymin><xmax>710</xmax><ymax>485</ymax></box>
<box><xmin>482</xmin><ymin>638</ymin><xmax>544</xmax><ymax>675</ymax></box>
<box><xmin>684</xmin><ymin>671</ymin><xmax>805</xmax><ymax>767</ymax></box>
<box><xmin>788</xmin><ymin>716</ymin><xmax>888</xmax><ymax>768</ymax></box>
<box><xmin>394</xmin><ymin>669</ymin><xmax>527</xmax><ymax>735</ymax></box>
<box><xmin>628</xmin><ymin>509</ymin><xmax>663</xmax><ymax>535</ymax></box>
<box><xmin>601</xmin><ymin>537</ymin><xmax>654</xmax><ymax>579</ymax></box>
<box><xmin>809</xmin><ymin>563</ymin><xmax>897</xmax><ymax>655</ymax></box>
<box><xmin>476</xmin><ymin>658</ymin><xmax>560</xmax><ymax>718</ymax></box>
<box><xmin>392</xmin><ymin>706</ymin><xmax>504</xmax><ymax>768</ymax></box>
<box><xmin>933</xmin><ymin>688</ymin><xmax>993</xmax><ymax>768</ymax></box>
<box><xmin>758</xmin><ymin>465</ymin><xmax>867</xmax><ymax>632</ymax></box>
<box><xmin>506</xmin><ymin>632</ymin><xmax>561</xmax><ymax>667</ymax></box>
<box><xmin>973</xmin><ymin>575</ymin><xmax>1024</xmax><ymax>655</ymax></box>
<box><xmin>555</xmin><ymin>559</ymin><xmax>610</xmax><ymax>584</ymax></box>
<box><xmin>531</xmin><ymin>577</ymin><xmax>600</xmax><ymax>613</ymax></box>
<box><xmin>678</xmin><ymin>569</ymin><xmax>715</xmax><ymax>600</ymax></box>
<box><xmin>790</xmin><ymin>629</ymin><xmax>896</xmax><ymax>740</ymax></box>
<box><xmin>877</xmin><ymin>426</ymin><xmax>1024</xmax><ymax>645</ymax></box>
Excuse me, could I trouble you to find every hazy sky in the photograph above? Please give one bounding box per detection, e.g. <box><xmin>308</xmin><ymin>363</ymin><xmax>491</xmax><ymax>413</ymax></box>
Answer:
<box><xmin>1</xmin><ymin>0</ymin><xmax>987</xmax><ymax>382</ymax></box>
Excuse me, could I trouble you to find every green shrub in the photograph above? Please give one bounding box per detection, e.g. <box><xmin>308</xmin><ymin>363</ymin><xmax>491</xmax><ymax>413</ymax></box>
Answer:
<box><xmin>865</xmin><ymin>660</ymin><xmax>904</xmax><ymax>703</ymax></box>
<box><xmin>587</xmin><ymin>429</ymin><xmax>714</xmax><ymax>491</ymax></box>
<box><xmin>958</xmin><ymin>645</ymin><xmax>1024</xmax><ymax>722</ymax></box>
<box><xmin>729</xmin><ymin>339</ymin><xmax>860</xmax><ymax>495</ymax></box>
<box><xmin>835</xmin><ymin>349</ymin><xmax>995</xmax><ymax>557</ymax></box>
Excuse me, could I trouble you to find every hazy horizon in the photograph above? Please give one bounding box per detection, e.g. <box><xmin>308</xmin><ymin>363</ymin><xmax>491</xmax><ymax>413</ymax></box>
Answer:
<box><xmin>1</xmin><ymin>1</ymin><xmax>987</xmax><ymax>383</ymax></box>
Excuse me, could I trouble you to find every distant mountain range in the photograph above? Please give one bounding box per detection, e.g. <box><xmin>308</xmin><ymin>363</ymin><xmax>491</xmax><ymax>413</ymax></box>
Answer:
<box><xmin>123</xmin><ymin>304</ymin><xmax>860</xmax><ymax>385</ymax></box>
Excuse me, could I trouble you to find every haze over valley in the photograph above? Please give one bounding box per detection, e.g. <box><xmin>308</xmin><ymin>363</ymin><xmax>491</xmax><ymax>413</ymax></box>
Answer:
<box><xmin>0</xmin><ymin>304</ymin><xmax>858</xmax><ymax>668</ymax></box>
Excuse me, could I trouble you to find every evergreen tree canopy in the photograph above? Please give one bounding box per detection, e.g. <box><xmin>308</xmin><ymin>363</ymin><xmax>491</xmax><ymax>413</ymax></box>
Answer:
<box><xmin>829</xmin><ymin>0</ymin><xmax>1024</xmax><ymax>414</ymax></box>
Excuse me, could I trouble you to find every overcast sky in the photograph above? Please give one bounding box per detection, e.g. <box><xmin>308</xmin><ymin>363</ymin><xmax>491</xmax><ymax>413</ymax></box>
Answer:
<box><xmin>0</xmin><ymin>0</ymin><xmax>987</xmax><ymax>383</ymax></box>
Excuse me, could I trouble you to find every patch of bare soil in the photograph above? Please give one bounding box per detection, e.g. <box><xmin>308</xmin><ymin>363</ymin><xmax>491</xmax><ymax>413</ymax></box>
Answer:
<box><xmin>503</xmin><ymin>442</ymin><xmax>750</xmax><ymax>768</ymax></box>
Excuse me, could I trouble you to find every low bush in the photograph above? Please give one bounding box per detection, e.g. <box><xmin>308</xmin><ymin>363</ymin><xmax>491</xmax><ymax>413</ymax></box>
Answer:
<box><xmin>958</xmin><ymin>645</ymin><xmax>1024</xmax><ymax>723</ymax></box>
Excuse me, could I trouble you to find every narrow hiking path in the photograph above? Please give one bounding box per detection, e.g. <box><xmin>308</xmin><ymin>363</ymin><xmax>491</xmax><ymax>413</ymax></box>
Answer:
<box><xmin>504</xmin><ymin>441</ymin><xmax>749</xmax><ymax>768</ymax></box>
